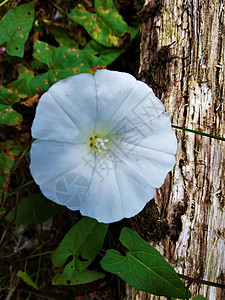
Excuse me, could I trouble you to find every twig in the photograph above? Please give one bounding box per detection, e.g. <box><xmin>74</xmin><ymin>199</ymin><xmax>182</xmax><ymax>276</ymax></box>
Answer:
<box><xmin>16</xmin><ymin>287</ymin><xmax>74</xmax><ymax>300</ymax></box>
<box><xmin>7</xmin><ymin>180</ymin><xmax>34</xmax><ymax>197</ymax></box>
<box><xmin>0</xmin><ymin>0</ymin><xmax>10</xmax><ymax>8</ymax></box>
<box><xmin>172</xmin><ymin>125</ymin><xmax>225</xmax><ymax>141</ymax></box>
<box><xmin>178</xmin><ymin>273</ymin><xmax>225</xmax><ymax>289</ymax></box>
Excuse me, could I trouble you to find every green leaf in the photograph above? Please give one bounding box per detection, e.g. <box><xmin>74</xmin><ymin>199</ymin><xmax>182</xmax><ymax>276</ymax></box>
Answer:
<box><xmin>51</xmin><ymin>46</ymin><xmax>102</xmax><ymax>73</ymax></box>
<box><xmin>52</xmin><ymin>269</ymin><xmax>105</xmax><ymax>286</ymax></box>
<box><xmin>13</xmin><ymin>192</ymin><xmax>62</xmax><ymax>225</ymax></box>
<box><xmin>100</xmin><ymin>227</ymin><xmax>191</xmax><ymax>299</ymax></box>
<box><xmin>17</xmin><ymin>270</ymin><xmax>39</xmax><ymax>290</ymax></box>
<box><xmin>69</xmin><ymin>0</ymin><xmax>136</xmax><ymax>47</ymax></box>
<box><xmin>84</xmin><ymin>40</ymin><xmax>123</xmax><ymax>65</ymax></box>
<box><xmin>8</xmin><ymin>65</ymin><xmax>35</xmax><ymax>98</ymax></box>
<box><xmin>52</xmin><ymin>217</ymin><xmax>108</xmax><ymax>281</ymax></box>
<box><xmin>31</xmin><ymin>41</ymin><xmax>103</xmax><ymax>93</ymax></box>
<box><xmin>4</xmin><ymin>40</ymin><xmax>103</xmax><ymax>102</ymax></box>
<box><xmin>31</xmin><ymin>59</ymin><xmax>47</xmax><ymax>70</ymax></box>
<box><xmin>0</xmin><ymin>140</ymin><xmax>22</xmax><ymax>199</ymax></box>
<box><xmin>33</xmin><ymin>40</ymin><xmax>56</xmax><ymax>68</ymax></box>
<box><xmin>0</xmin><ymin>2</ymin><xmax>35</xmax><ymax>57</ymax></box>
<box><xmin>193</xmin><ymin>296</ymin><xmax>207</xmax><ymax>300</ymax></box>
<box><xmin>50</xmin><ymin>27</ymin><xmax>78</xmax><ymax>48</ymax></box>
<box><xmin>0</xmin><ymin>66</ymin><xmax>36</xmax><ymax>106</ymax></box>
<box><xmin>0</xmin><ymin>86</ymin><xmax>19</xmax><ymax>105</ymax></box>
<box><xmin>0</xmin><ymin>104</ymin><xmax>22</xmax><ymax>128</ymax></box>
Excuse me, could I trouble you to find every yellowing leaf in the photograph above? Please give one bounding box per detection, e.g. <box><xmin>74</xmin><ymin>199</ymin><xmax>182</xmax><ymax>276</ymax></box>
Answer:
<box><xmin>69</xmin><ymin>0</ymin><xmax>137</xmax><ymax>47</ymax></box>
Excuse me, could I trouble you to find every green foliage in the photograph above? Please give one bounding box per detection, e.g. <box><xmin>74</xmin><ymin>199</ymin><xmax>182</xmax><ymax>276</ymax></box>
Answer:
<box><xmin>17</xmin><ymin>270</ymin><xmax>39</xmax><ymax>290</ymax></box>
<box><xmin>69</xmin><ymin>0</ymin><xmax>137</xmax><ymax>47</ymax></box>
<box><xmin>84</xmin><ymin>39</ymin><xmax>123</xmax><ymax>65</ymax></box>
<box><xmin>0</xmin><ymin>86</ymin><xmax>20</xmax><ymax>105</ymax></box>
<box><xmin>0</xmin><ymin>2</ymin><xmax>35</xmax><ymax>57</ymax></box>
<box><xmin>0</xmin><ymin>0</ymin><xmax>132</xmax><ymax>114</ymax></box>
<box><xmin>50</xmin><ymin>27</ymin><xmax>78</xmax><ymax>48</ymax></box>
<box><xmin>4</xmin><ymin>41</ymin><xmax>103</xmax><ymax>102</ymax></box>
<box><xmin>8</xmin><ymin>65</ymin><xmax>35</xmax><ymax>98</ymax></box>
<box><xmin>31</xmin><ymin>40</ymin><xmax>103</xmax><ymax>93</ymax></box>
<box><xmin>13</xmin><ymin>192</ymin><xmax>62</xmax><ymax>225</ymax></box>
<box><xmin>52</xmin><ymin>270</ymin><xmax>105</xmax><ymax>285</ymax></box>
<box><xmin>100</xmin><ymin>227</ymin><xmax>191</xmax><ymax>299</ymax></box>
<box><xmin>33</xmin><ymin>41</ymin><xmax>56</xmax><ymax>68</ymax></box>
<box><xmin>0</xmin><ymin>85</ymin><xmax>22</xmax><ymax>129</ymax></box>
<box><xmin>193</xmin><ymin>296</ymin><xmax>207</xmax><ymax>300</ymax></box>
<box><xmin>52</xmin><ymin>217</ymin><xmax>108</xmax><ymax>285</ymax></box>
<box><xmin>0</xmin><ymin>140</ymin><xmax>22</xmax><ymax>199</ymax></box>
<box><xmin>0</xmin><ymin>104</ymin><xmax>22</xmax><ymax>128</ymax></box>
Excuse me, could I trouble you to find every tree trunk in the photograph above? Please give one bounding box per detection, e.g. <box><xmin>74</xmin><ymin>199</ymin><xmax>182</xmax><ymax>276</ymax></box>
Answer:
<box><xmin>125</xmin><ymin>1</ymin><xmax>225</xmax><ymax>299</ymax></box>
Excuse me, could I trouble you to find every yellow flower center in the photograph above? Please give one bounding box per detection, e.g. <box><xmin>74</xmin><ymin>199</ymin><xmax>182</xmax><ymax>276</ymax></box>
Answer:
<box><xmin>89</xmin><ymin>135</ymin><xmax>109</xmax><ymax>153</ymax></box>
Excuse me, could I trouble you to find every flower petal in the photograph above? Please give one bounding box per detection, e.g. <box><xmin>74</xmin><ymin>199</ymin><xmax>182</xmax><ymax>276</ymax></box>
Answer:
<box><xmin>111</xmin><ymin>114</ymin><xmax>177</xmax><ymax>188</ymax></box>
<box><xmin>32</xmin><ymin>93</ymin><xmax>81</xmax><ymax>142</ymax></box>
<box><xmin>95</xmin><ymin>70</ymin><xmax>165</xmax><ymax>132</ymax></box>
<box><xmin>40</xmin><ymin>164</ymin><xmax>93</xmax><ymax>209</ymax></box>
<box><xmin>109</xmin><ymin>81</ymin><xmax>165</xmax><ymax>128</ymax></box>
<box><xmin>80</xmin><ymin>155</ymin><xmax>155</xmax><ymax>223</ymax></box>
<box><xmin>94</xmin><ymin>70</ymin><xmax>137</xmax><ymax>123</ymax></box>
<box><xmin>48</xmin><ymin>73</ymin><xmax>97</xmax><ymax>132</ymax></box>
<box><xmin>30</xmin><ymin>140</ymin><xmax>92</xmax><ymax>185</ymax></box>
<box><xmin>136</xmin><ymin>113</ymin><xmax>177</xmax><ymax>154</ymax></box>
<box><xmin>112</xmin><ymin>113</ymin><xmax>177</xmax><ymax>154</ymax></box>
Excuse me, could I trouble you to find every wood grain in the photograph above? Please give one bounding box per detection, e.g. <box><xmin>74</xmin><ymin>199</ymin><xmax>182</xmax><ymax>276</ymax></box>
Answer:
<box><xmin>126</xmin><ymin>1</ymin><xmax>225</xmax><ymax>299</ymax></box>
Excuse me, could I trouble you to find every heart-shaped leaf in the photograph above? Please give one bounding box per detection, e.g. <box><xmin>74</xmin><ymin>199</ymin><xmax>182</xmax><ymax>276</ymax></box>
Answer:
<box><xmin>100</xmin><ymin>227</ymin><xmax>191</xmax><ymax>299</ymax></box>
<box><xmin>52</xmin><ymin>217</ymin><xmax>108</xmax><ymax>281</ymax></box>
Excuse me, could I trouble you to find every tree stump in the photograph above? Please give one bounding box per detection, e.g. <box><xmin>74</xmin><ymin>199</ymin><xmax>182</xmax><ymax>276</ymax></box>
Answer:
<box><xmin>125</xmin><ymin>1</ymin><xmax>225</xmax><ymax>299</ymax></box>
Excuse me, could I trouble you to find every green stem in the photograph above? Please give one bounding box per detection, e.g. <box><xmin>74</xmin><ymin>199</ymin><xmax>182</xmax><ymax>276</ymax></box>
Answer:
<box><xmin>22</xmin><ymin>250</ymin><xmax>54</xmax><ymax>260</ymax></box>
<box><xmin>178</xmin><ymin>273</ymin><xmax>225</xmax><ymax>289</ymax></box>
<box><xmin>0</xmin><ymin>0</ymin><xmax>10</xmax><ymax>7</ymax></box>
<box><xmin>10</xmin><ymin>287</ymin><xmax>70</xmax><ymax>300</ymax></box>
<box><xmin>11</xmin><ymin>145</ymin><xmax>31</xmax><ymax>174</ymax></box>
<box><xmin>172</xmin><ymin>125</ymin><xmax>225</xmax><ymax>141</ymax></box>
<box><xmin>51</xmin><ymin>2</ymin><xmax>66</xmax><ymax>15</ymax></box>
<box><xmin>7</xmin><ymin>180</ymin><xmax>34</xmax><ymax>197</ymax></box>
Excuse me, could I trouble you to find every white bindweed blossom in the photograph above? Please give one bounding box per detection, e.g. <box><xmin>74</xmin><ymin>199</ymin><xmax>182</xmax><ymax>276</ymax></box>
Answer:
<box><xmin>30</xmin><ymin>70</ymin><xmax>177</xmax><ymax>223</ymax></box>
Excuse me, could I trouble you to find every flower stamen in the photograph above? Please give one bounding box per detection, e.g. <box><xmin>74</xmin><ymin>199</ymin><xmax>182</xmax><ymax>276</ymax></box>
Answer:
<box><xmin>89</xmin><ymin>135</ymin><xmax>108</xmax><ymax>152</ymax></box>
<box><xmin>95</xmin><ymin>138</ymin><xmax>108</xmax><ymax>152</ymax></box>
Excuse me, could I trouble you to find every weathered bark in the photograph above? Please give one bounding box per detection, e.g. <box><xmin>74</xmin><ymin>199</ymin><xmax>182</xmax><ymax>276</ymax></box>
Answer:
<box><xmin>125</xmin><ymin>1</ymin><xmax>225</xmax><ymax>299</ymax></box>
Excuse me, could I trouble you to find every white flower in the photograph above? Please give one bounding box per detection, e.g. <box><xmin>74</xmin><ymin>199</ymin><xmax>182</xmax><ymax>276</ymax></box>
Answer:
<box><xmin>30</xmin><ymin>70</ymin><xmax>177</xmax><ymax>223</ymax></box>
